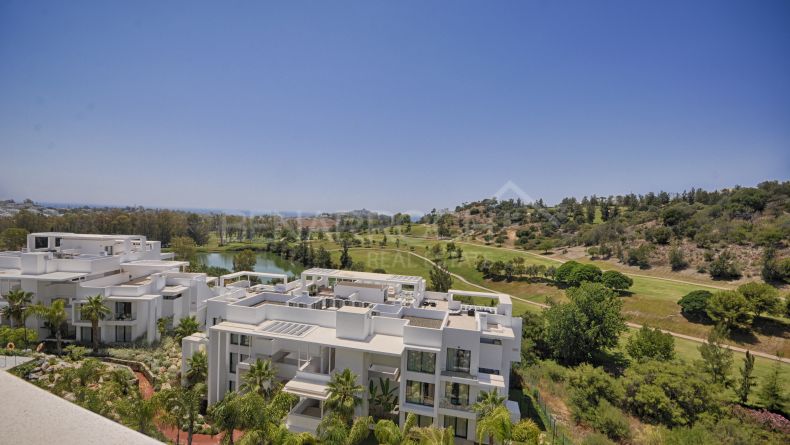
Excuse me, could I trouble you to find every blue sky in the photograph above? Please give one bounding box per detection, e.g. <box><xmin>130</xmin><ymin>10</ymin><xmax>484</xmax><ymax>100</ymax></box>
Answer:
<box><xmin>1</xmin><ymin>1</ymin><xmax>788</xmax><ymax>214</ymax></box>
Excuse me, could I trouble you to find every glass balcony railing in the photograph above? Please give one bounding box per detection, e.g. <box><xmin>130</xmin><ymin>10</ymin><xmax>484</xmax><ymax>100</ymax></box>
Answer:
<box><xmin>439</xmin><ymin>397</ymin><xmax>474</xmax><ymax>412</ymax></box>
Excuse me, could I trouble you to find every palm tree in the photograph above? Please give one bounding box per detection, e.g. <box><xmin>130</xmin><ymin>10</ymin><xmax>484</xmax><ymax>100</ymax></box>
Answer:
<box><xmin>157</xmin><ymin>315</ymin><xmax>172</xmax><ymax>339</ymax></box>
<box><xmin>209</xmin><ymin>391</ymin><xmax>251</xmax><ymax>445</ymax></box>
<box><xmin>29</xmin><ymin>299</ymin><xmax>68</xmax><ymax>355</ymax></box>
<box><xmin>80</xmin><ymin>294</ymin><xmax>110</xmax><ymax>353</ymax></box>
<box><xmin>369</xmin><ymin>377</ymin><xmax>398</xmax><ymax>419</ymax></box>
<box><xmin>155</xmin><ymin>387</ymin><xmax>186</xmax><ymax>445</ymax></box>
<box><xmin>174</xmin><ymin>316</ymin><xmax>201</xmax><ymax>342</ymax></box>
<box><xmin>374</xmin><ymin>412</ymin><xmax>416</xmax><ymax>445</ymax></box>
<box><xmin>325</xmin><ymin>368</ymin><xmax>364</xmax><ymax>423</ymax></box>
<box><xmin>118</xmin><ymin>394</ymin><xmax>159</xmax><ymax>435</ymax></box>
<box><xmin>473</xmin><ymin>389</ymin><xmax>506</xmax><ymax>445</ymax></box>
<box><xmin>241</xmin><ymin>358</ymin><xmax>277</xmax><ymax>398</ymax></box>
<box><xmin>1</xmin><ymin>289</ymin><xmax>33</xmax><ymax>345</ymax></box>
<box><xmin>317</xmin><ymin>414</ymin><xmax>371</xmax><ymax>445</ymax></box>
<box><xmin>475</xmin><ymin>405</ymin><xmax>514</xmax><ymax>445</ymax></box>
<box><xmin>181</xmin><ymin>383</ymin><xmax>207</xmax><ymax>445</ymax></box>
<box><xmin>412</xmin><ymin>425</ymin><xmax>454</xmax><ymax>445</ymax></box>
<box><xmin>238</xmin><ymin>392</ymin><xmax>304</xmax><ymax>445</ymax></box>
<box><xmin>185</xmin><ymin>350</ymin><xmax>208</xmax><ymax>387</ymax></box>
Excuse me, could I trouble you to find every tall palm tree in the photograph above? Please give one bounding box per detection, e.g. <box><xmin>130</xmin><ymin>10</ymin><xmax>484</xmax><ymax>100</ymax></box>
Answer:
<box><xmin>174</xmin><ymin>316</ymin><xmax>201</xmax><ymax>342</ymax></box>
<box><xmin>317</xmin><ymin>414</ymin><xmax>371</xmax><ymax>445</ymax></box>
<box><xmin>374</xmin><ymin>412</ymin><xmax>416</xmax><ymax>445</ymax></box>
<box><xmin>325</xmin><ymin>368</ymin><xmax>364</xmax><ymax>423</ymax></box>
<box><xmin>475</xmin><ymin>405</ymin><xmax>514</xmax><ymax>445</ymax></box>
<box><xmin>181</xmin><ymin>383</ymin><xmax>207</xmax><ymax>445</ymax></box>
<box><xmin>241</xmin><ymin>358</ymin><xmax>277</xmax><ymax>398</ymax></box>
<box><xmin>155</xmin><ymin>387</ymin><xmax>186</xmax><ymax>445</ymax></box>
<box><xmin>1</xmin><ymin>289</ymin><xmax>33</xmax><ymax>345</ymax></box>
<box><xmin>473</xmin><ymin>389</ymin><xmax>506</xmax><ymax>445</ymax></box>
<box><xmin>185</xmin><ymin>350</ymin><xmax>208</xmax><ymax>387</ymax></box>
<box><xmin>412</xmin><ymin>425</ymin><xmax>454</xmax><ymax>445</ymax></box>
<box><xmin>238</xmin><ymin>392</ymin><xmax>302</xmax><ymax>445</ymax></box>
<box><xmin>29</xmin><ymin>299</ymin><xmax>68</xmax><ymax>355</ymax></box>
<box><xmin>80</xmin><ymin>294</ymin><xmax>110</xmax><ymax>353</ymax></box>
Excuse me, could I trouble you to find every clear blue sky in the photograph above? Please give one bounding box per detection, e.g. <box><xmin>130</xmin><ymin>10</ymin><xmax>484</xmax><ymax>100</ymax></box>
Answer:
<box><xmin>1</xmin><ymin>1</ymin><xmax>788</xmax><ymax>215</ymax></box>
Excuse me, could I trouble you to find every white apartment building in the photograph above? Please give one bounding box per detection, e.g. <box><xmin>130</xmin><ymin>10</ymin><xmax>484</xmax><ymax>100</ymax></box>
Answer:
<box><xmin>0</xmin><ymin>232</ymin><xmax>214</xmax><ymax>345</ymax></box>
<box><xmin>183</xmin><ymin>268</ymin><xmax>523</xmax><ymax>442</ymax></box>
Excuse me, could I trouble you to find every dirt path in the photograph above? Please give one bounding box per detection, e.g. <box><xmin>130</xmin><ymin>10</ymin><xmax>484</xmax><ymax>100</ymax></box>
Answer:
<box><xmin>134</xmin><ymin>372</ymin><xmax>242</xmax><ymax>445</ymax></box>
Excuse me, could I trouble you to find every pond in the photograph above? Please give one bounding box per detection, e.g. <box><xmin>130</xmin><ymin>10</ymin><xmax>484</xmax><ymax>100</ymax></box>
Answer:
<box><xmin>195</xmin><ymin>251</ymin><xmax>304</xmax><ymax>278</ymax></box>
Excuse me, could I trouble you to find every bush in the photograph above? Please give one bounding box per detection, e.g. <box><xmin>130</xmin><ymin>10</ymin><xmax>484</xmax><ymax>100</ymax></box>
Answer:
<box><xmin>737</xmin><ymin>282</ymin><xmax>781</xmax><ymax>316</ymax></box>
<box><xmin>0</xmin><ymin>326</ymin><xmax>36</xmax><ymax>347</ymax></box>
<box><xmin>706</xmin><ymin>290</ymin><xmax>753</xmax><ymax>331</ymax></box>
<box><xmin>709</xmin><ymin>251</ymin><xmax>741</xmax><ymax>280</ymax></box>
<box><xmin>677</xmin><ymin>290</ymin><xmax>712</xmax><ymax>321</ymax></box>
<box><xmin>626</xmin><ymin>325</ymin><xmax>675</xmax><ymax>361</ymax></box>
<box><xmin>647</xmin><ymin>226</ymin><xmax>673</xmax><ymax>245</ymax></box>
<box><xmin>592</xmin><ymin>400</ymin><xmax>631</xmax><ymax>441</ymax></box>
<box><xmin>623</xmin><ymin>360</ymin><xmax>719</xmax><ymax>427</ymax></box>
<box><xmin>568</xmin><ymin>364</ymin><xmax>623</xmax><ymax>422</ymax></box>
<box><xmin>626</xmin><ymin>244</ymin><xmax>652</xmax><ymax>269</ymax></box>
<box><xmin>601</xmin><ymin>270</ymin><xmax>633</xmax><ymax>291</ymax></box>
<box><xmin>555</xmin><ymin>261</ymin><xmax>602</xmax><ymax>287</ymax></box>
<box><xmin>581</xmin><ymin>432</ymin><xmax>616</xmax><ymax>445</ymax></box>
<box><xmin>668</xmin><ymin>247</ymin><xmax>688</xmax><ymax>271</ymax></box>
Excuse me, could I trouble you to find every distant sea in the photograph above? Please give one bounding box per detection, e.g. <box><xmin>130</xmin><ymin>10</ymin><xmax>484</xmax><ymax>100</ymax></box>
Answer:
<box><xmin>35</xmin><ymin>201</ymin><xmax>321</xmax><ymax>217</ymax></box>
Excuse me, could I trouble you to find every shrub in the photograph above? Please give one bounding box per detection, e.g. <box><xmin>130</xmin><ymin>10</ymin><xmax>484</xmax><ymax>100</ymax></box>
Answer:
<box><xmin>709</xmin><ymin>251</ymin><xmax>741</xmax><ymax>280</ymax></box>
<box><xmin>668</xmin><ymin>247</ymin><xmax>688</xmax><ymax>271</ymax></box>
<box><xmin>581</xmin><ymin>432</ymin><xmax>616</xmax><ymax>445</ymax></box>
<box><xmin>592</xmin><ymin>400</ymin><xmax>631</xmax><ymax>441</ymax></box>
<box><xmin>647</xmin><ymin>226</ymin><xmax>673</xmax><ymax>245</ymax></box>
<box><xmin>568</xmin><ymin>364</ymin><xmax>623</xmax><ymax>422</ymax></box>
<box><xmin>601</xmin><ymin>270</ymin><xmax>633</xmax><ymax>291</ymax></box>
<box><xmin>623</xmin><ymin>360</ymin><xmax>719</xmax><ymax>427</ymax></box>
<box><xmin>626</xmin><ymin>244</ymin><xmax>652</xmax><ymax>269</ymax></box>
<box><xmin>737</xmin><ymin>282</ymin><xmax>781</xmax><ymax>316</ymax></box>
<box><xmin>626</xmin><ymin>325</ymin><xmax>675</xmax><ymax>361</ymax></box>
<box><xmin>677</xmin><ymin>290</ymin><xmax>712</xmax><ymax>321</ymax></box>
<box><xmin>512</xmin><ymin>419</ymin><xmax>541</xmax><ymax>444</ymax></box>
<box><xmin>0</xmin><ymin>326</ymin><xmax>36</xmax><ymax>347</ymax></box>
<box><xmin>706</xmin><ymin>290</ymin><xmax>753</xmax><ymax>331</ymax></box>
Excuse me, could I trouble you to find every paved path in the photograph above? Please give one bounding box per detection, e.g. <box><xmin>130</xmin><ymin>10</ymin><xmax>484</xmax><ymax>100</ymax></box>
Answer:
<box><xmin>0</xmin><ymin>355</ymin><xmax>33</xmax><ymax>371</ymax></box>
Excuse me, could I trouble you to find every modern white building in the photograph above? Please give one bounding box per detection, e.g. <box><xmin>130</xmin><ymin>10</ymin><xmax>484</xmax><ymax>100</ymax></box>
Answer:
<box><xmin>183</xmin><ymin>268</ymin><xmax>523</xmax><ymax>442</ymax></box>
<box><xmin>0</xmin><ymin>232</ymin><xmax>214</xmax><ymax>345</ymax></box>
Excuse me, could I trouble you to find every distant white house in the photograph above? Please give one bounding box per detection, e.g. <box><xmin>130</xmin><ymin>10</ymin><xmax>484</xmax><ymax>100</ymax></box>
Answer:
<box><xmin>183</xmin><ymin>268</ymin><xmax>523</xmax><ymax>442</ymax></box>
<box><xmin>0</xmin><ymin>232</ymin><xmax>214</xmax><ymax>344</ymax></box>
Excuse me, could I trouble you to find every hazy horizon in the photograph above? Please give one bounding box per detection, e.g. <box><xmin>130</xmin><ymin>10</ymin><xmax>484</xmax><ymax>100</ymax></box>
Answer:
<box><xmin>1</xmin><ymin>1</ymin><xmax>789</xmax><ymax>213</ymax></box>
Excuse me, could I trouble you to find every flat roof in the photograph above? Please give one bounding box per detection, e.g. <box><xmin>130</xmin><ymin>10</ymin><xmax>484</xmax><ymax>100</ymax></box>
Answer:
<box><xmin>122</xmin><ymin>260</ymin><xmax>188</xmax><ymax>268</ymax></box>
<box><xmin>212</xmin><ymin>320</ymin><xmax>404</xmax><ymax>356</ymax></box>
<box><xmin>0</xmin><ymin>269</ymin><xmax>88</xmax><ymax>281</ymax></box>
<box><xmin>0</xmin><ymin>371</ymin><xmax>162</xmax><ymax>444</ymax></box>
<box><xmin>303</xmin><ymin>268</ymin><xmax>424</xmax><ymax>284</ymax></box>
<box><xmin>338</xmin><ymin>305</ymin><xmax>371</xmax><ymax>314</ymax></box>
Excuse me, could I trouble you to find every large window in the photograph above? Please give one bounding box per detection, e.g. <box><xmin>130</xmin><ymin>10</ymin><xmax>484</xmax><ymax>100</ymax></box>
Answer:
<box><xmin>240</xmin><ymin>335</ymin><xmax>250</xmax><ymax>346</ymax></box>
<box><xmin>115</xmin><ymin>302</ymin><xmax>132</xmax><ymax>320</ymax></box>
<box><xmin>406</xmin><ymin>380</ymin><xmax>435</xmax><ymax>407</ymax></box>
<box><xmin>416</xmin><ymin>415</ymin><xmax>434</xmax><ymax>428</ymax></box>
<box><xmin>444</xmin><ymin>416</ymin><xmax>468</xmax><ymax>438</ymax></box>
<box><xmin>34</xmin><ymin>237</ymin><xmax>48</xmax><ymax>249</ymax></box>
<box><xmin>446</xmin><ymin>348</ymin><xmax>471</xmax><ymax>374</ymax></box>
<box><xmin>407</xmin><ymin>350</ymin><xmax>436</xmax><ymax>374</ymax></box>
<box><xmin>444</xmin><ymin>382</ymin><xmax>469</xmax><ymax>406</ymax></box>
<box><xmin>229</xmin><ymin>352</ymin><xmax>238</xmax><ymax>374</ymax></box>
<box><xmin>230</xmin><ymin>333</ymin><xmax>239</xmax><ymax>345</ymax></box>
<box><xmin>115</xmin><ymin>326</ymin><xmax>132</xmax><ymax>343</ymax></box>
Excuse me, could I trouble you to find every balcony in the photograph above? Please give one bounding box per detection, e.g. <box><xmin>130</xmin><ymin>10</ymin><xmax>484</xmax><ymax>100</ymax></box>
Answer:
<box><xmin>440</xmin><ymin>369</ymin><xmax>476</xmax><ymax>380</ymax></box>
<box><xmin>286</xmin><ymin>398</ymin><xmax>323</xmax><ymax>433</ymax></box>
<box><xmin>439</xmin><ymin>397</ymin><xmax>474</xmax><ymax>413</ymax></box>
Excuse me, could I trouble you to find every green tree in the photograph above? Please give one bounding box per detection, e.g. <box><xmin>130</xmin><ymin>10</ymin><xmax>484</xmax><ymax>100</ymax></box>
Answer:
<box><xmin>429</xmin><ymin>261</ymin><xmax>453</xmax><ymax>292</ymax></box>
<box><xmin>567</xmin><ymin>364</ymin><xmax>623</xmax><ymax>422</ymax></box>
<box><xmin>736</xmin><ymin>350</ymin><xmax>756</xmax><ymax>405</ymax></box>
<box><xmin>181</xmin><ymin>383</ymin><xmax>207</xmax><ymax>445</ymax></box>
<box><xmin>171</xmin><ymin>235</ymin><xmax>198</xmax><ymax>263</ymax></box>
<box><xmin>708</xmin><ymin>251</ymin><xmax>741</xmax><ymax>280</ymax></box>
<box><xmin>29</xmin><ymin>299</ymin><xmax>68</xmax><ymax>355</ymax></box>
<box><xmin>473</xmin><ymin>389</ymin><xmax>506</xmax><ymax>445</ymax></box>
<box><xmin>339</xmin><ymin>241</ymin><xmax>353</xmax><ymax>270</ymax></box>
<box><xmin>117</xmin><ymin>394</ymin><xmax>159</xmax><ymax>435</ymax></box>
<box><xmin>325</xmin><ymin>368</ymin><xmax>364</xmax><ymax>423</ymax></box>
<box><xmin>677</xmin><ymin>290</ymin><xmax>712</xmax><ymax>321</ymax></box>
<box><xmin>698</xmin><ymin>325</ymin><xmax>733</xmax><ymax>386</ymax></box>
<box><xmin>626</xmin><ymin>325</ymin><xmax>675</xmax><ymax>362</ymax></box>
<box><xmin>186</xmin><ymin>213</ymin><xmax>210</xmax><ymax>245</ymax></box>
<box><xmin>80</xmin><ymin>294</ymin><xmax>111</xmax><ymax>353</ymax></box>
<box><xmin>758</xmin><ymin>360</ymin><xmax>787</xmax><ymax>412</ymax></box>
<box><xmin>0</xmin><ymin>227</ymin><xmax>28</xmax><ymax>250</ymax></box>
<box><xmin>668</xmin><ymin>246</ymin><xmax>688</xmax><ymax>271</ymax></box>
<box><xmin>0</xmin><ymin>289</ymin><xmax>33</xmax><ymax>344</ymax></box>
<box><xmin>185</xmin><ymin>350</ymin><xmax>208</xmax><ymax>388</ymax></box>
<box><xmin>623</xmin><ymin>360</ymin><xmax>717</xmax><ymax>427</ymax></box>
<box><xmin>475</xmin><ymin>405</ymin><xmax>514</xmax><ymax>445</ymax></box>
<box><xmin>543</xmin><ymin>283</ymin><xmax>626</xmax><ymax>365</ymax></box>
<box><xmin>209</xmin><ymin>391</ymin><xmax>255</xmax><ymax>445</ymax></box>
<box><xmin>706</xmin><ymin>291</ymin><xmax>753</xmax><ymax>331</ymax></box>
<box><xmin>737</xmin><ymin>282</ymin><xmax>781</xmax><ymax>317</ymax></box>
<box><xmin>317</xmin><ymin>414</ymin><xmax>371</xmax><ymax>445</ymax></box>
<box><xmin>600</xmin><ymin>270</ymin><xmax>633</xmax><ymax>291</ymax></box>
<box><xmin>241</xmin><ymin>358</ymin><xmax>277</xmax><ymax>398</ymax></box>
<box><xmin>157</xmin><ymin>315</ymin><xmax>172</xmax><ymax>339</ymax></box>
<box><xmin>412</xmin><ymin>425</ymin><xmax>455</xmax><ymax>445</ymax></box>
<box><xmin>174</xmin><ymin>316</ymin><xmax>201</xmax><ymax>342</ymax></box>
<box><xmin>233</xmin><ymin>249</ymin><xmax>257</xmax><ymax>272</ymax></box>
<box><xmin>374</xmin><ymin>413</ymin><xmax>416</xmax><ymax>445</ymax></box>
